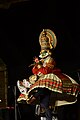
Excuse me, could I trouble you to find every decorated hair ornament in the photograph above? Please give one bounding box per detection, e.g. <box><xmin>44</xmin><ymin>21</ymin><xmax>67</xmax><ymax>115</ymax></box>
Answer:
<box><xmin>39</xmin><ymin>29</ymin><xmax>57</xmax><ymax>50</ymax></box>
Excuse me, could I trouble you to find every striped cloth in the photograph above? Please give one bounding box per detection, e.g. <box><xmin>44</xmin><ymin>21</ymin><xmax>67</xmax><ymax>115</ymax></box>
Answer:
<box><xmin>27</xmin><ymin>73</ymin><xmax>79</xmax><ymax>97</ymax></box>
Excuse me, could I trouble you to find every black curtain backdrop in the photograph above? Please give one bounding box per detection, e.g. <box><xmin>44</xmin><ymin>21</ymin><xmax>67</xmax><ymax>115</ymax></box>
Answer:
<box><xmin>0</xmin><ymin>1</ymin><xmax>80</xmax><ymax>85</ymax></box>
<box><xmin>0</xmin><ymin>1</ymin><xmax>80</xmax><ymax>120</ymax></box>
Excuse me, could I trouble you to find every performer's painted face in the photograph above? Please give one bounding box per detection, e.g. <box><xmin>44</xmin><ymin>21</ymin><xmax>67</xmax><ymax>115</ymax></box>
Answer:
<box><xmin>39</xmin><ymin>50</ymin><xmax>49</xmax><ymax>59</ymax></box>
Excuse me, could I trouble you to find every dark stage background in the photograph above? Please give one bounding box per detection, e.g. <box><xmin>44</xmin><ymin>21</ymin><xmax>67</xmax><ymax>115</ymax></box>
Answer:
<box><xmin>0</xmin><ymin>1</ymin><xmax>80</xmax><ymax>120</ymax></box>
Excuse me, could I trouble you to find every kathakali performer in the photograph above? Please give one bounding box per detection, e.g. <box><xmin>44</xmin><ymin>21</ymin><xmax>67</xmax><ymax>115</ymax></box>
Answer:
<box><xmin>17</xmin><ymin>29</ymin><xmax>80</xmax><ymax>120</ymax></box>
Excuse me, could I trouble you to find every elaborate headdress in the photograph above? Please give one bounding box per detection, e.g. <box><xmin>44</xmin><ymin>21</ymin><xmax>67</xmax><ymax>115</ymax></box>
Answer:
<box><xmin>39</xmin><ymin>29</ymin><xmax>57</xmax><ymax>58</ymax></box>
<box><xmin>39</xmin><ymin>29</ymin><xmax>57</xmax><ymax>50</ymax></box>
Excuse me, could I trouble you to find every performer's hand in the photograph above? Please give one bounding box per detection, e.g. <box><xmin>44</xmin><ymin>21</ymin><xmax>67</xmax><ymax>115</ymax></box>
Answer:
<box><xmin>33</xmin><ymin>57</ymin><xmax>39</xmax><ymax>63</ymax></box>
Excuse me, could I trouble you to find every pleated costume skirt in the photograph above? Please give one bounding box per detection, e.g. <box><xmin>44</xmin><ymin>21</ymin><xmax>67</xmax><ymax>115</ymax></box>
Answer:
<box><xmin>27</xmin><ymin>73</ymin><xmax>79</xmax><ymax>106</ymax></box>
